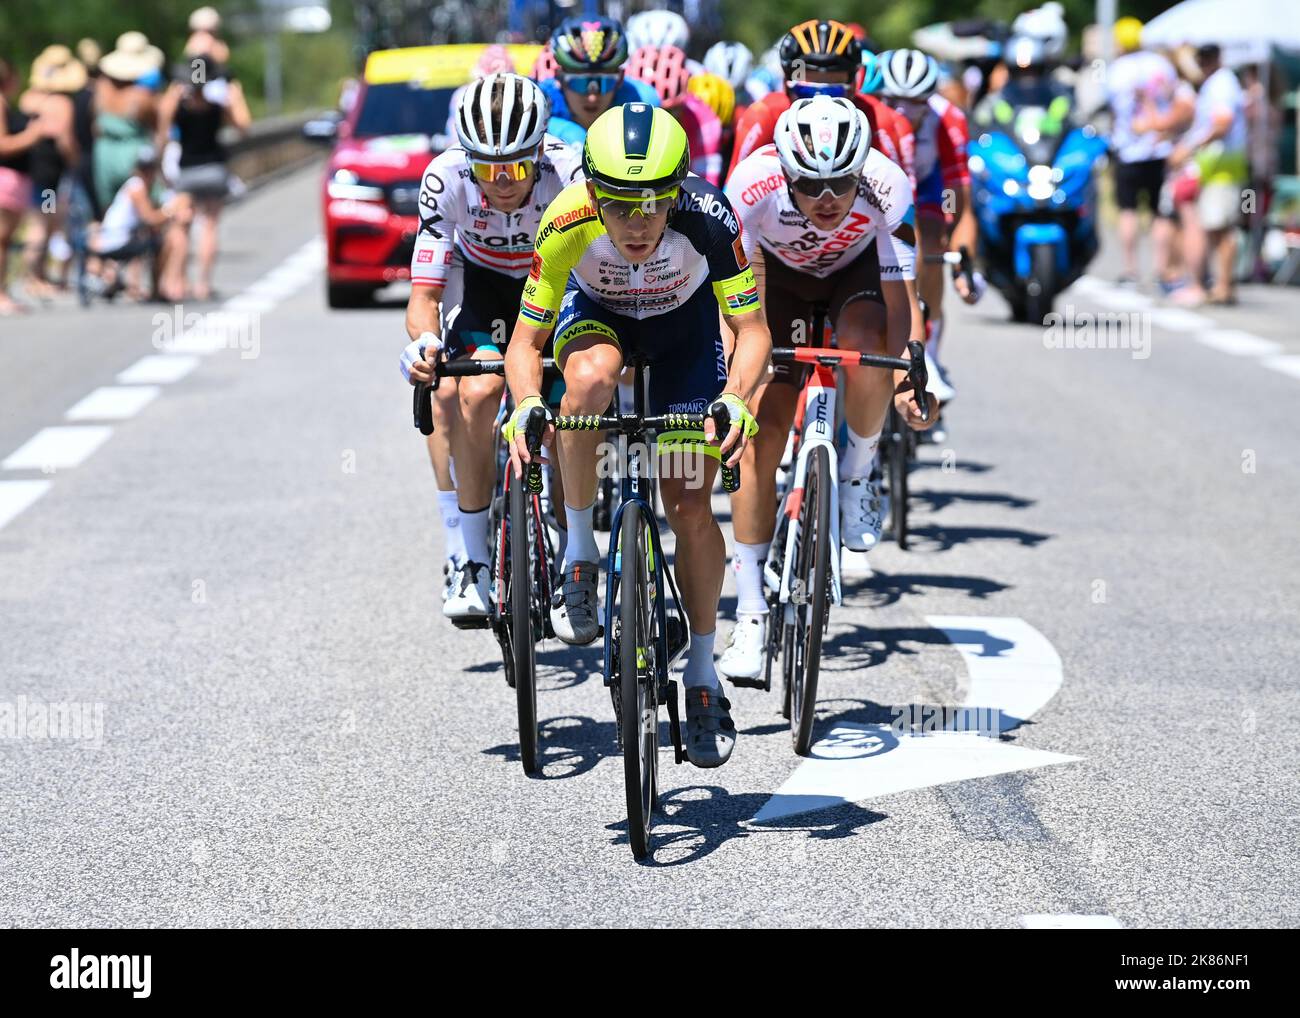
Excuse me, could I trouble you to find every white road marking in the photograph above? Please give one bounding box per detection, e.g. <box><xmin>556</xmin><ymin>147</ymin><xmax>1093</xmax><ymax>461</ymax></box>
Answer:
<box><xmin>116</xmin><ymin>355</ymin><xmax>200</xmax><ymax>385</ymax></box>
<box><xmin>752</xmin><ymin>616</ymin><xmax>1078</xmax><ymax>823</ymax></box>
<box><xmin>1194</xmin><ymin>329</ymin><xmax>1283</xmax><ymax>358</ymax></box>
<box><xmin>0</xmin><ymin>480</ymin><xmax>53</xmax><ymax>530</ymax></box>
<box><xmin>1021</xmin><ymin>914</ymin><xmax>1122</xmax><ymax>929</ymax></box>
<box><xmin>219</xmin><ymin>293</ymin><xmax>277</xmax><ymax>315</ymax></box>
<box><xmin>926</xmin><ymin>615</ymin><xmax>1063</xmax><ymax>731</ymax></box>
<box><xmin>1149</xmin><ymin>308</ymin><xmax>1213</xmax><ymax>332</ymax></box>
<box><xmin>1263</xmin><ymin>355</ymin><xmax>1300</xmax><ymax>380</ymax></box>
<box><xmin>65</xmin><ymin>386</ymin><xmax>161</xmax><ymax>421</ymax></box>
<box><xmin>752</xmin><ymin>727</ymin><xmax>1080</xmax><ymax>823</ymax></box>
<box><xmin>2</xmin><ymin>426</ymin><xmax>114</xmax><ymax>471</ymax></box>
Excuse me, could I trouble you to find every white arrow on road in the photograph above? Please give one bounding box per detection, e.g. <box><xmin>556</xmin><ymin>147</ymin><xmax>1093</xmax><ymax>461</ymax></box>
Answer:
<box><xmin>752</xmin><ymin>616</ymin><xmax>1080</xmax><ymax>823</ymax></box>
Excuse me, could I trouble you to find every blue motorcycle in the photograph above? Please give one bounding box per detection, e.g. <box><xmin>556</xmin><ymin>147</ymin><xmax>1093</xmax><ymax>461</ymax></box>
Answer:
<box><xmin>969</xmin><ymin>83</ymin><xmax>1108</xmax><ymax>322</ymax></box>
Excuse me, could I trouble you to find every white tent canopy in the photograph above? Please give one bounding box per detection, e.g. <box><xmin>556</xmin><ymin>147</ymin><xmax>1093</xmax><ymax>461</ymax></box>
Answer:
<box><xmin>1142</xmin><ymin>0</ymin><xmax>1300</xmax><ymax>66</ymax></box>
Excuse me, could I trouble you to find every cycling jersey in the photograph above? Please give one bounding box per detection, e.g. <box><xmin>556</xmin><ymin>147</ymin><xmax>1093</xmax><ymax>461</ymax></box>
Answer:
<box><xmin>862</xmin><ymin>94</ymin><xmax>917</xmax><ymax>195</ymax></box>
<box><xmin>910</xmin><ymin>93</ymin><xmax>971</xmax><ymax>213</ymax></box>
<box><xmin>520</xmin><ymin>176</ymin><xmax>758</xmax><ymax>330</ymax></box>
<box><xmin>725</xmin><ymin>90</ymin><xmax>910</xmax><ymax>188</ymax></box>
<box><xmin>410</xmin><ymin>136</ymin><xmax>583</xmax><ymax>287</ymax></box>
<box><xmin>677</xmin><ymin>93</ymin><xmax>723</xmax><ymax>185</ymax></box>
<box><xmin>538</xmin><ymin>77</ymin><xmax>661</xmax><ymax>146</ymax></box>
<box><xmin>725</xmin><ymin>143</ymin><xmax>916</xmax><ymax>280</ymax></box>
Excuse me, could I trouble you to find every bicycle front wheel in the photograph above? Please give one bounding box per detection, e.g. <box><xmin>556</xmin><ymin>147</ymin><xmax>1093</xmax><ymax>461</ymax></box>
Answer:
<box><xmin>509</xmin><ymin>469</ymin><xmax>539</xmax><ymax>775</ymax></box>
<box><xmin>617</xmin><ymin>508</ymin><xmax>657</xmax><ymax>859</ymax></box>
<box><xmin>791</xmin><ymin>445</ymin><xmax>831</xmax><ymax>755</ymax></box>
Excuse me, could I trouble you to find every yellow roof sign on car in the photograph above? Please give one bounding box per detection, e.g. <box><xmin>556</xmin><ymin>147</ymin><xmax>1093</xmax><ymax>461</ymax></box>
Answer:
<box><xmin>364</xmin><ymin>44</ymin><xmax>542</xmax><ymax>89</ymax></box>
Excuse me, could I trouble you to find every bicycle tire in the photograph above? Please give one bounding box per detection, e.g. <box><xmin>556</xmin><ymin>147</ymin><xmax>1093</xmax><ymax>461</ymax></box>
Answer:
<box><xmin>618</xmin><ymin>508</ymin><xmax>657</xmax><ymax>859</ymax></box>
<box><xmin>889</xmin><ymin>407</ymin><xmax>909</xmax><ymax>550</ymax></box>
<box><xmin>791</xmin><ymin>445</ymin><xmax>832</xmax><ymax>755</ymax></box>
<box><xmin>509</xmin><ymin>468</ymin><xmax>539</xmax><ymax>775</ymax></box>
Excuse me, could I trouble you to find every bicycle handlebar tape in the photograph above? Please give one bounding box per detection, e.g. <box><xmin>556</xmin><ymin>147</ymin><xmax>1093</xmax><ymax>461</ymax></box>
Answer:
<box><xmin>710</xmin><ymin>401</ymin><xmax>741</xmax><ymax>494</ymax></box>
<box><xmin>524</xmin><ymin>406</ymin><xmax>547</xmax><ymax>494</ymax></box>
<box><xmin>906</xmin><ymin>340</ymin><xmax>930</xmax><ymax>423</ymax></box>
<box><xmin>415</xmin><ymin>383</ymin><xmax>435</xmax><ymax>436</ymax></box>
<box><xmin>555</xmin><ymin>414</ymin><xmax>604</xmax><ymax>431</ymax></box>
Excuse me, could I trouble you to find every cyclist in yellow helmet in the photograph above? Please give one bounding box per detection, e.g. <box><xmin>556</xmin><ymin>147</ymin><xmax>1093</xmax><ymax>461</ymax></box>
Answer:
<box><xmin>503</xmin><ymin>103</ymin><xmax>772</xmax><ymax>768</ymax></box>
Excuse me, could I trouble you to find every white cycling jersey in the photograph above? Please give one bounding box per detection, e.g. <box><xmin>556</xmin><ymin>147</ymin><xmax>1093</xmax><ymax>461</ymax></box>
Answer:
<box><xmin>724</xmin><ymin>143</ymin><xmax>916</xmax><ymax>280</ymax></box>
<box><xmin>410</xmin><ymin>135</ymin><xmax>583</xmax><ymax>287</ymax></box>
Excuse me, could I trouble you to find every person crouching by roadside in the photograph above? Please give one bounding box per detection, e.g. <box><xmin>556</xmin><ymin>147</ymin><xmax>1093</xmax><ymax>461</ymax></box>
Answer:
<box><xmin>88</xmin><ymin>145</ymin><xmax>177</xmax><ymax>300</ymax></box>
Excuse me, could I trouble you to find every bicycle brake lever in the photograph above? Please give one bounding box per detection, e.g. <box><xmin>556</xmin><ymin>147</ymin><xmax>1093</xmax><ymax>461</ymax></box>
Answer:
<box><xmin>414</xmin><ymin>382</ymin><xmax>434</xmax><ymax>435</ymax></box>
<box><xmin>524</xmin><ymin>405</ymin><xmax>547</xmax><ymax>494</ymax></box>
<box><xmin>709</xmin><ymin>401</ymin><xmax>741</xmax><ymax>494</ymax></box>
<box><xmin>906</xmin><ymin>339</ymin><xmax>930</xmax><ymax>424</ymax></box>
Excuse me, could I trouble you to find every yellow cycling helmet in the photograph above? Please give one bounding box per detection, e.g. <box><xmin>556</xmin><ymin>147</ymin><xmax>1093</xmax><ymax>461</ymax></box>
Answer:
<box><xmin>686</xmin><ymin>72</ymin><xmax>736</xmax><ymax>127</ymax></box>
<box><xmin>1114</xmin><ymin>17</ymin><xmax>1144</xmax><ymax>54</ymax></box>
<box><xmin>583</xmin><ymin>102</ymin><xmax>689</xmax><ymax>201</ymax></box>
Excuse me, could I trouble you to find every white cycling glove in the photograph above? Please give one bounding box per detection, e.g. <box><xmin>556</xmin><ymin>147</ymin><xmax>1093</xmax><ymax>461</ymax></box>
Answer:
<box><xmin>399</xmin><ymin>331</ymin><xmax>442</xmax><ymax>383</ymax></box>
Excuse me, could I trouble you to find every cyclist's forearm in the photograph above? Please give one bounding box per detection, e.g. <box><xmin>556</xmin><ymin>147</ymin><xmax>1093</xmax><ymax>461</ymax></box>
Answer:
<box><xmin>883</xmin><ymin>278</ymin><xmax>920</xmax><ymax>362</ymax></box>
<box><xmin>504</xmin><ymin>321</ymin><xmax>549</xmax><ymax>406</ymax></box>
<box><xmin>724</xmin><ymin>315</ymin><xmax>772</xmax><ymax>402</ymax></box>
<box><xmin>948</xmin><ymin>189</ymin><xmax>976</xmax><ymax>253</ymax></box>
<box><xmin>406</xmin><ymin>285</ymin><xmax>443</xmax><ymax>342</ymax></box>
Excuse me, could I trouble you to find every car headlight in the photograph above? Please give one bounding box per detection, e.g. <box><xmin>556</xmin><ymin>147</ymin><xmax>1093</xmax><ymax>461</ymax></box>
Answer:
<box><xmin>328</xmin><ymin>168</ymin><xmax>385</xmax><ymax>202</ymax></box>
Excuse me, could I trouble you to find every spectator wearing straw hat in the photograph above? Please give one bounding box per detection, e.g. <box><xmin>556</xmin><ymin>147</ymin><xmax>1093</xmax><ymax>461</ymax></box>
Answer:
<box><xmin>185</xmin><ymin>7</ymin><xmax>232</xmax><ymax>68</ymax></box>
<box><xmin>94</xmin><ymin>32</ymin><xmax>166</xmax><ymax>215</ymax></box>
<box><xmin>19</xmin><ymin>46</ymin><xmax>84</xmax><ymax>300</ymax></box>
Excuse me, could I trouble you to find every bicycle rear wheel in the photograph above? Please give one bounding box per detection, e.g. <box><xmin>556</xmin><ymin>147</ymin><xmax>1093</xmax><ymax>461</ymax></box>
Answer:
<box><xmin>791</xmin><ymin>445</ymin><xmax>831</xmax><ymax>755</ymax></box>
<box><xmin>509</xmin><ymin>469</ymin><xmax>539</xmax><ymax>775</ymax></box>
<box><xmin>617</xmin><ymin>508</ymin><xmax>657</xmax><ymax>859</ymax></box>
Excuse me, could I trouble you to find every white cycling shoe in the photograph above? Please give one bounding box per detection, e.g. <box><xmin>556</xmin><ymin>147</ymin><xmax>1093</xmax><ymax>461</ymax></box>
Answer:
<box><xmin>925</xmin><ymin>349</ymin><xmax>957</xmax><ymax>403</ymax></box>
<box><xmin>718</xmin><ymin>614</ymin><xmax>766</xmax><ymax>683</ymax></box>
<box><xmin>840</xmin><ymin>477</ymin><xmax>885</xmax><ymax>552</ymax></box>
<box><xmin>444</xmin><ymin>560</ymin><xmax>491</xmax><ymax>624</ymax></box>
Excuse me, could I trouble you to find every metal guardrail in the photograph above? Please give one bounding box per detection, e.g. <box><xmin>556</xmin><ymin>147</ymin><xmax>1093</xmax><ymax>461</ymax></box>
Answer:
<box><xmin>224</xmin><ymin>110</ymin><xmax>326</xmax><ymax>191</ymax></box>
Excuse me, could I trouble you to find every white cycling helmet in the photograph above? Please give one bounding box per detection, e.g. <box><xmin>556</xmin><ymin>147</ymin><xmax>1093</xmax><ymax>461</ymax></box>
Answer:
<box><xmin>1012</xmin><ymin>2</ymin><xmax>1067</xmax><ymax>58</ymax></box>
<box><xmin>703</xmin><ymin>41</ymin><xmax>753</xmax><ymax>91</ymax></box>
<box><xmin>773</xmin><ymin>95</ymin><xmax>872</xmax><ymax>181</ymax></box>
<box><xmin>626</xmin><ymin>9</ymin><xmax>690</xmax><ymax>53</ymax></box>
<box><xmin>454</xmin><ymin>72</ymin><xmax>549</xmax><ymax>158</ymax></box>
<box><xmin>879</xmin><ymin>48</ymin><xmax>940</xmax><ymax>99</ymax></box>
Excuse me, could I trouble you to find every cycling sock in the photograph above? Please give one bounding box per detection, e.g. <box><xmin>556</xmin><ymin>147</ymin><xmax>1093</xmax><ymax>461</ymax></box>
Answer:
<box><xmin>682</xmin><ymin>630</ymin><xmax>719</xmax><ymax>690</ymax></box>
<box><xmin>437</xmin><ymin>489</ymin><xmax>464</xmax><ymax>565</ymax></box>
<box><xmin>553</xmin><ymin>524</ymin><xmax>568</xmax><ymax>564</ymax></box>
<box><xmin>840</xmin><ymin>426</ymin><xmax>881</xmax><ymax>482</ymax></box>
<box><xmin>927</xmin><ymin>314</ymin><xmax>945</xmax><ymax>360</ymax></box>
<box><xmin>562</xmin><ymin>502</ymin><xmax>598</xmax><ymax>569</ymax></box>
<box><xmin>458</xmin><ymin>505</ymin><xmax>490</xmax><ymax>565</ymax></box>
<box><xmin>732</xmin><ymin>540</ymin><xmax>770</xmax><ymax>615</ymax></box>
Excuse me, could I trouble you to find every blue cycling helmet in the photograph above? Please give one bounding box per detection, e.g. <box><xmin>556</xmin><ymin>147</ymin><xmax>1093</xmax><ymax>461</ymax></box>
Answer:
<box><xmin>550</xmin><ymin>16</ymin><xmax>629</xmax><ymax>74</ymax></box>
<box><xmin>858</xmin><ymin>50</ymin><xmax>884</xmax><ymax>95</ymax></box>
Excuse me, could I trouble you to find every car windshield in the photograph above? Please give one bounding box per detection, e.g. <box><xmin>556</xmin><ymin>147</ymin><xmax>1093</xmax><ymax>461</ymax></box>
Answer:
<box><xmin>352</xmin><ymin>82</ymin><xmax>455</xmax><ymax>139</ymax></box>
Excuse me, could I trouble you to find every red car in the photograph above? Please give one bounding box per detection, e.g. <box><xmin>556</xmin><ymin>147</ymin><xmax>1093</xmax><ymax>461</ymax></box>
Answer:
<box><xmin>311</xmin><ymin>44</ymin><xmax>541</xmax><ymax>307</ymax></box>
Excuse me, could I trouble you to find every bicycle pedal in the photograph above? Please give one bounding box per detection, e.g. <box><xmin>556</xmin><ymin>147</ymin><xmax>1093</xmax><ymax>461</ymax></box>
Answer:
<box><xmin>726</xmin><ymin>674</ymin><xmax>767</xmax><ymax>690</ymax></box>
<box><xmin>449</xmin><ymin>615</ymin><xmax>492</xmax><ymax>631</ymax></box>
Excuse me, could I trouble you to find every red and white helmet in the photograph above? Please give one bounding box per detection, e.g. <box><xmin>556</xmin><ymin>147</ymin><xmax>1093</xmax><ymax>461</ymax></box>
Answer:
<box><xmin>626</xmin><ymin>45</ymin><xmax>690</xmax><ymax>108</ymax></box>
<box><xmin>773</xmin><ymin>95</ymin><xmax>872</xmax><ymax>181</ymax></box>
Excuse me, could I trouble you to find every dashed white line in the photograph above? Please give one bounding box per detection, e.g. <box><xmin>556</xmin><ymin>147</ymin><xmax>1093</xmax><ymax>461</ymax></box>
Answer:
<box><xmin>1149</xmin><ymin>308</ymin><xmax>1213</xmax><ymax>332</ymax></box>
<box><xmin>0</xmin><ymin>480</ymin><xmax>53</xmax><ymax>530</ymax></box>
<box><xmin>2</xmin><ymin>426</ymin><xmax>114</xmax><ymax>471</ymax></box>
<box><xmin>116</xmin><ymin>355</ymin><xmax>200</xmax><ymax>385</ymax></box>
<box><xmin>1194</xmin><ymin>329</ymin><xmax>1284</xmax><ymax>358</ymax></box>
<box><xmin>1020</xmin><ymin>914</ymin><xmax>1122</xmax><ymax>929</ymax></box>
<box><xmin>1263</xmin><ymin>355</ymin><xmax>1300</xmax><ymax>380</ymax></box>
<box><xmin>65</xmin><ymin>386</ymin><xmax>161</xmax><ymax>421</ymax></box>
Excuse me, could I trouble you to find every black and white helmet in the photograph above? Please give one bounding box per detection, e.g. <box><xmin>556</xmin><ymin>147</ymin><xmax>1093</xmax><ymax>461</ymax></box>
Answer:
<box><xmin>878</xmin><ymin>49</ymin><xmax>940</xmax><ymax>100</ymax></box>
<box><xmin>703</xmin><ymin>41</ymin><xmax>753</xmax><ymax>91</ymax></box>
<box><xmin>773</xmin><ymin>95</ymin><xmax>872</xmax><ymax>181</ymax></box>
<box><xmin>454</xmin><ymin>72</ymin><xmax>549</xmax><ymax>159</ymax></box>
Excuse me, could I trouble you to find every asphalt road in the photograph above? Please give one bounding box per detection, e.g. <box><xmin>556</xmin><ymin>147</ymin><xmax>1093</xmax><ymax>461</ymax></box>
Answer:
<box><xmin>1</xmin><ymin>163</ymin><xmax>1296</xmax><ymax>927</ymax></box>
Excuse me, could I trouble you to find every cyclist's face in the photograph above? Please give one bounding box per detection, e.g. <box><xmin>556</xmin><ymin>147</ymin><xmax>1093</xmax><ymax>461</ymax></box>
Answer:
<box><xmin>785</xmin><ymin>67</ymin><xmax>854</xmax><ymax>97</ymax></box>
<box><xmin>592</xmin><ymin>186</ymin><xmax>671</xmax><ymax>262</ymax></box>
<box><xmin>791</xmin><ymin>182</ymin><xmax>857</xmax><ymax>231</ymax></box>
<box><xmin>894</xmin><ymin>96</ymin><xmax>930</xmax><ymax>128</ymax></box>
<box><xmin>562</xmin><ymin>72</ymin><xmax>620</xmax><ymax>121</ymax></box>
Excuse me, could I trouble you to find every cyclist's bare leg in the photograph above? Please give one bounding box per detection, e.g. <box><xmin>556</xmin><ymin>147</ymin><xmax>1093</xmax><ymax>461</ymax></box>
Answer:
<box><xmin>836</xmin><ymin>297</ymin><xmax>897</xmax><ymax>442</ymax></box>
<box><xmin>450</xmin><ymin>349</ymin><xmax>506</xmax><ymax>513</ymax></box>
<box><xmin>730</xmin><ymin>379</ymin><xmax>798</xmax><ymax>546</ymax></box>
<box><xmin>555</xmin><ymin>333</ymin><xmax>621</xmax><ymax>568</ymax></box>
<box><xmin>426</xmin><ymin>380</ymin><xmax>457</xmax><ymax>489</ymax></box>
<box><xmin>917</xmin><ymin>211</ymin><xmax>948</xmax><ymax>339</ymax></box>
<box><xmin>660</xmin><ymin>460</ymin><xmax>724</xmax><ymax>636</ymax></box>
